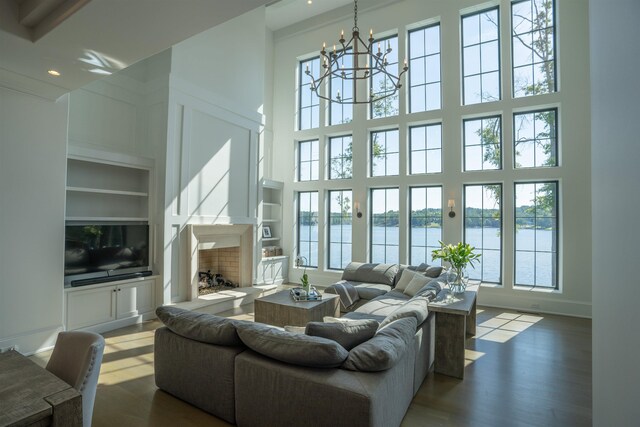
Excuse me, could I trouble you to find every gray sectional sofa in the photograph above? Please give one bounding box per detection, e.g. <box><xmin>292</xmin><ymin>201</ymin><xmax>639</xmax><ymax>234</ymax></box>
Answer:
<box><xmin>154</xmin><ymin>262</ymin><xmax>444</xmax><ymax>427</ymax></box>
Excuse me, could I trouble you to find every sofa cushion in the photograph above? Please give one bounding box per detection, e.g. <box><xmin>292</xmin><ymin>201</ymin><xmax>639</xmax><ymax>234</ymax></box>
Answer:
<box><xmin>342</xmin><ymin>317</ymin><xmax>417</xmax><ymax>372</ymax></box>
<box><xmin>414</xmin><ymin>278</ymin><xmax>445</xmax><ymax>300</ymax></box>
<box><xmin>403</xmin><ymin>274</ymin><xmax>435</xmax><ymax>297</ymax></box>
<box><xmin>394</xmin><ymin>268</ymin><xmax>421</xmax><ymax>292</ymax></box>
<box><xmin>236</xmin><ymin>322</ymin><xmax>349</xmax><ymax>368</ymax></box>
<box><xmin>341</xmin><ymin>262</ymin><xmax>398</xmax><ymax>286</ymax></box>
<box><xmin>306</xmin><ymin>319</ymin><xmax>379</xmax><ymax>350</ymax></box>
<box><xmin>378</xmin><ymin>296</ymin><xmax>429</xmax><ymax>329</ymax></box>
<box><xmin>340</xmin><ymin>312</ymin><xmax>387</xmax><ymax>322</ymax></box>
<box><xmin>353</xmin><ymin>290</ymin><xmax>409</xmax><ymax>317</ymax></box>
<box><xmin>155</xmin><ymin>306</ymin><xmax>243</xmax><ymax>346</ymax></box>
<box><xmin>422</xmin><ymin>265</ymin><xmax>444</xmax><ymax>278</ymax></box>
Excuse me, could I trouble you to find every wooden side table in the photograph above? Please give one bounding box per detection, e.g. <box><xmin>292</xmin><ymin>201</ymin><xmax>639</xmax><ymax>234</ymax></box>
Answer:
<box><xmin>254</xmin><ymin>290</ymin><xmax>340</xmax><ymax>327</ymax></box>
<box><xmin>428</xmin><ymin>284</ymin><xmax>479</xmax><ymax>379</ymax></box>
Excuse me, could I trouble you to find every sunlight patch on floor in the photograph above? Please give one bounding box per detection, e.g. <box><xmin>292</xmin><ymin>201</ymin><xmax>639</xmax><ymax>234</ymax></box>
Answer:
<box><xmin>476</xmin><ymin>312</ymin><xmax>544</xmax><ymax>343</ymax></box>
<box><xmin>464</xmin><ymin>349</ymin><xmax>485</xmax><ymax>367</ymax></box>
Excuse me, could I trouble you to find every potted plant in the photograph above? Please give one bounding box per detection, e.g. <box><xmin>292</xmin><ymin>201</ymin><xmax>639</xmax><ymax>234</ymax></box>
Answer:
<box><xmin>431</xmin><ymin>241</ymin><xmax>481</xmax><ymax>295</ymax></box>
<box><xmin>296</xmin><ymin>255</ymin><xmax>311</xmax><ymax>295</ymax></box>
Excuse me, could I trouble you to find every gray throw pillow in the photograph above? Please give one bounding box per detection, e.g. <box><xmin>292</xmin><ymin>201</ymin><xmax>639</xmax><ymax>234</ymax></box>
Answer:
<box><xmin>342</xmin><ymin>317</ymin><xmax>417</xmax><ymax>372</ymax></box>
<box><xmin>394</xmin><ymin>268</ymin><xmax>420</xmax><ymax>292</ymax></box>
<box><xmin>155</xmin><ymin>306</ymin><xmax>243</xmax><ymax>346</ymax></box>
<box><xmin>423</xmin><ymin>265</ymin><xmax>444</xmax><ymax>278</ymax></box>
<box><xmin>236</xmin><ymin>322</ymin><xmax>349</xmax><ymax>368</ymax></box>
<box><xmin>403</xmin><ymin>274</ymin><xmax>434</xmax><ymax>297</ymax></box>
<box><xmin>305</xmin><ymin>319</ymin><xmax>379</xmax><ymax>350</ymax></box>
<box><xmin>341</xmin><ymin>262</ymin><xmax>398</xmax><ymax>286</ymax></box>
<box><xmin>378</xmin><ymin>297</ymin><xmax>429</xmax><ymax>329</ymax></box>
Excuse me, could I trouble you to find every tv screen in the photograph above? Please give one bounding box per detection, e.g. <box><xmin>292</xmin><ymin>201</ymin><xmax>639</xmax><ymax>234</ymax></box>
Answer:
<box><xmin>64</xmin><ymin>224</ymin><xmax>149</xmax><ymax>285</ymax></box>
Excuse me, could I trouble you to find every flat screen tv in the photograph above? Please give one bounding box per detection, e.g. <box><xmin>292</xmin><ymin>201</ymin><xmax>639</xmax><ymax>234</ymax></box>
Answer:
<box><xmin>64</xmin><ymin>223</ymin><xmax>150</xmax><ymax>286</ymax></box>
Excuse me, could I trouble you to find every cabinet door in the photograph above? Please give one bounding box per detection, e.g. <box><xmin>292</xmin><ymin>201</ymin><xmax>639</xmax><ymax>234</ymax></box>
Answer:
<box><xmin>67</xmin><ymin>286</ymin><xmax>117</xmax><ymax>330</ymax></box>
<box><xmin>116</xmin><ymin>280</ymin><xmax>155</xmax><ymax>319</ymax></box>
<box><xmin>261</xmin><ymin>261</ymin><xmax>274</xmax><ymax>284</ymax></box>
<box><xmin>272</xmin><ymin>260</ymin><xmax>283</xmax><ymax>280</ymax></box>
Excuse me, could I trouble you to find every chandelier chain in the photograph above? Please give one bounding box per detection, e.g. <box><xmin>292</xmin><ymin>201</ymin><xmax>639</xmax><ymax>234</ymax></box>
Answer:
<box><xmin>353</xmin><ymin>0</ymin><xmax>358</xmax><ymax>31</ymax></box>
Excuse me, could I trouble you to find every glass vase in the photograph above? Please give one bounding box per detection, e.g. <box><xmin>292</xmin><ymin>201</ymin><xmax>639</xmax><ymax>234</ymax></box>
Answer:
<box><xmin>446</xmin><ymin>267</ymin><xmax>468</xmax><ymax>296</ymax></box>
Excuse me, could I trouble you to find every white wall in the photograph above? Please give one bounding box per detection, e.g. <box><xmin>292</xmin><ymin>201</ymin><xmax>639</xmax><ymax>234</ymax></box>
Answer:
<box><xmin>171</xmin><ymin>6</ymin><xmax>268</xmax><ymax>116</ymax></box>
<box><xmin>270</xmin><ymin>0</ymin><xmax>592</xmax><ymax>317</ymax></box>
<box><xmin>590</xmin><ymin>0</ymin><xmax>640</xmax><ymax>423</ymax></box>
<box><xmin>160</xmin><ymin>8</ymin><xmax>269</xmax><ymax>302</ymax></box>
<box><xmin>0</xmin><ymin>87</ymin><xmax>68</xmax><ymax>354</ymax></box>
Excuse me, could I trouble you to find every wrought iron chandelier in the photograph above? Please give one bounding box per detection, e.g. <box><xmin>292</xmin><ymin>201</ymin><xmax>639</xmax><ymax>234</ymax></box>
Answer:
<box><xmin>305</xmin><ymin>0</ymin><xmax>408</xmax><ymax>104</ymax></box>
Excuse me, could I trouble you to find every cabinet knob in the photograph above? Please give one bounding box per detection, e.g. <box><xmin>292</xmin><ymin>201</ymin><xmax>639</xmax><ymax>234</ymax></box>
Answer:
<box><xmin>113</xmin><ymin>289</ymin><xmax>117</xmax><ymax>293</ymax></box>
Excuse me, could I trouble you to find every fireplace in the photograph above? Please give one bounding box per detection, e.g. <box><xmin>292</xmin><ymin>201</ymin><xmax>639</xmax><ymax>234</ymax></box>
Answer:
<box><xmin>188</xmin><ymin>224</ymin><xmax>254</xmax><ymax>301</ymax></box>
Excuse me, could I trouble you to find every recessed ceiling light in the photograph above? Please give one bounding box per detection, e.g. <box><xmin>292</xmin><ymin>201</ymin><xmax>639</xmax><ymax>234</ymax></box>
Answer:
<box><xmin>47</xmin><ymin>69</ymin><xmax>61</xmax><ymax>77</ymax></box>
<box><xmin>307</xmin><ymin>0</ymin><xmax>312</xmax><ymax>4</ymax></box>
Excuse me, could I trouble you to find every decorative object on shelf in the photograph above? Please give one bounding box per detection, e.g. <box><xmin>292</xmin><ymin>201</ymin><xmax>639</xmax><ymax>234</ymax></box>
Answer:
<box><xmin>262</xmin><ymin>226</ymin><xmax>272</xmax><ymax>238</ymax></box>
<box><xmin>295</xmin><ymin>255</ymin><xmax>312</xmax><ymax>295</ymax></box>
<box><xmin>431</xmin><ymin>241</ymin><xmax>481</xmax><ymax>298</ymax></box>
<box><xmin>290</xmin><ymin>287</ymin><xmax>322</xmax><ymax>302</ymax></box>
<box><xmin>447</xmin><ymin>199</ymin><xmax>456</xmax><ymax>218</ymax></box>
<box><xmin>305</xmin><ymin>0</ymin><xmax>408</xmax><ymax>105</ymax></box>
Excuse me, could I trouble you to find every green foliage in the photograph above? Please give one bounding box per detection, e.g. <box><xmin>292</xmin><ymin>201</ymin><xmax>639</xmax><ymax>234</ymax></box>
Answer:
<box><xmin>431</xmin><ymin>241</ymin><xmax>481</xmax><ymax>271</ymax></box>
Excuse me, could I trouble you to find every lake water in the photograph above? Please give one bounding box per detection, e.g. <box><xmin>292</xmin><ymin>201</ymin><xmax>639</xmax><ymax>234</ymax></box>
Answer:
<box><xmin>299</xmin><ymin>225</ymin><xmax>556</xmax><ymax>287</ymax></box>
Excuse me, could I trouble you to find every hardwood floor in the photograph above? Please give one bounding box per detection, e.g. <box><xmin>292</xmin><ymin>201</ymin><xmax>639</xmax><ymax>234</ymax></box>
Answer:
<box><xmin>31</xmin><ymin>306</ymin><xmax>592</xmax><ymax>427</ymax></box>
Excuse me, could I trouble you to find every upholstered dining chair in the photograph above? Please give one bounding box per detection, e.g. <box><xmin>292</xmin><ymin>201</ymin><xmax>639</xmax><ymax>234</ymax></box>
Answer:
<box><xmin>46</xmin><ymin>331</ymin><xmax>105</xmax><ymax>427</ymax></box>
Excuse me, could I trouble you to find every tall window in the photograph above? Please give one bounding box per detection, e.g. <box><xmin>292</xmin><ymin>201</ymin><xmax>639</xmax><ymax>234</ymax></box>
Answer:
<box><xmin>328</xmin><ymin>135</ymin><xmax>353</xmax><ymax>179</ymax></box>
<box><xmin>298</xmin><ymin>139</ymin><xmax>319</xmax><ymax>181</ymax></box>
<box><xmin>514</xmin><ymin>108</ymin><xmax>558</xmax><ymax>168</ymax></box>
<box><xmin>410</xmin><ymin>123</ymin><xmax>442</xmax><ymax>174</ymax></box>
<box><xmin>329</xmin><ymin>50</ymin><xmax>354</xmax><ymax>125</ymax></box>
<box><xmin>410</xmin><ymin>186</ymin><xmax>442</xmax><ymax>265</ymax></box>
<box><xmin>297</xmin><ymin>191</ymin><xmax>319</xmax><ymax>268</ymax></box>
<box><xmin>370</xmin><ymin>188</ymin><xmax>399</xmax><ymax>263</ymax></box>
<box><xmin>328</xmin><ymin>190</ymin><xmax>353</xmax><ymax>269</ymax></box>
<box><xmin>464</xmin><ymin>184</ymin><xmax>502</xmax><ymax>283</ymax></box>
<box><xmin>462</xmin><ymin>7</ymin><xmax>500</xmax><ymax>104</ymax></box>
<box><xmin>511</xmin><ymin>0</ymin><xmax>556</xmax><ymax>97</ymax></box>
<box><xmin>371</xmin><ymin>129</ymin><xmax>399</xmax><ymax>177</ymax></box>
<box><xmin>370</xmin><ymin>35</ymin><xmax>399</xmax><ymax>119</ymax></box>
<box><xmin>463</xmin><ymin>116</ymin><xmax>502</xmax><ymax>171</ymax></box>
<box><xmin>299</xmin><ymin>57</ymin><xmax>320</xmax><ymax>130</ymax></box>
<box><xmin>514</xmin><ymin>181</ymin><xmax>558</xmax><ymax>288</ymax></box>
<box><xmin>408</xmin><ymin>23</ymin><xmax>441</xmax><ymax>113</ymax></box>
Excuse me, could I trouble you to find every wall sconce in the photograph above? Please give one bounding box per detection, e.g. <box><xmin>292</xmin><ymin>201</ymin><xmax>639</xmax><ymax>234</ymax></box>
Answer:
<box><xmin>354</xmin><ymin>202</ymin><xmax>363</xmax><ymax>218</ymax></box>
<box><xmin>448</xmin><ymin>199</ymin><xmax>456</xmax><ymax>218</ymax></box>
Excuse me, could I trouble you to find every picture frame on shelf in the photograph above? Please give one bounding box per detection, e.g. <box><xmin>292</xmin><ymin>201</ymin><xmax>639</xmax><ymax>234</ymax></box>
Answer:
<box><xmin>262</xmin><ymin>226</ymin><xmax>272</xmax><ymax>238</ymax></box>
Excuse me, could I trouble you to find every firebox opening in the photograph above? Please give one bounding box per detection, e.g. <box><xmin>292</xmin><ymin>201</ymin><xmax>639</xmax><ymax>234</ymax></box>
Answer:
<box><xmin>198</xmin><ymin>247</ymin><xmax>240</xmax><ymax>296</ymax></box>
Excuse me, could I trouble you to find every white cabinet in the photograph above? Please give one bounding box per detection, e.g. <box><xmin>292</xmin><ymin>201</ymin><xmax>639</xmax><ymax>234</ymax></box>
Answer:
<box><xmin>261</xmin><ymin>256</ymin><xmax>288</xmax><ymax>285</ymax></box>
<box><xmin>65</xmin><ymin>276</ymin><xmax>158</xmax><ymax>332</ymax></box>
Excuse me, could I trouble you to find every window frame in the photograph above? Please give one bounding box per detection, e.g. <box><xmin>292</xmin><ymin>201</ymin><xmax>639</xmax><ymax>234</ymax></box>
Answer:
<box><xmin>409</xmin><ymin>122</ymin><xmax>443</xmax><ymax>175</ymax></box>
<box><xmin>462</xmin><ymin>115</ymin><xmax>503</xmax><ymax>171</ymax></box>
<box><xmin>298</xmin><ymin>57</ymin><xmax>321</xmax><ymax>131</ymax></box>
<box><xmin>327</xmin><ymin>189</ymin><xmax>353</xmax><ymax>270</ymax></box>
<box><xmin>297</xmin><ymin>191</ymin><xmax>319</xmax><ymax>268</ymax></box>
<box><xmin>463</xmin><ymin>183</ymin><xmax>503</xmax><ymax>284</ymax></box>
<box><xmin>369</xmin><ymin>34</ymin><xmax>400</xmax><ymax>120</ymax></box>
<box><xmin>510</xmin><ymin>0</ymin><xmax>557</xmax><ymax>98</ymax></box>
<box><xmin>369</xmin><ymin>187</ymin><xmax>400</xmax><ymax>264</ymax></box>
<box><xmin>328</xmin><ymin>134</ymin><xmax>353</xmax><ymax>180</ymax></box>
<box><xmin>513</xmin><ymin>107</ymin><xmax>559</xmax><ymax>169</ymax></box>
<box><xmin>461</xmin><ymin>6</ymin><xmax>502</xmax><ymax>105</ymax></box>
<box><xmin>370</xmin><ymin>128</ymin><xmax>400</xmax><ymax>177</ymax></box>
<box><xmin>408</xmin><ymin>22</ymin><xmax>442</xmax><ymax>113</ymax></box>
<box><xmin>409</xmin><ymin>185</ymin><xmax>443</xmax><ymax>266</ymax></box>
<box><xmin>297</xmin><ymin>139</ymin><xmax>320</xmax><ymax>182</ymax></box>
<box><xmin>513</xmin><ymin>180</ymin><xmax>559</xmax><ymax>289</ymax></box>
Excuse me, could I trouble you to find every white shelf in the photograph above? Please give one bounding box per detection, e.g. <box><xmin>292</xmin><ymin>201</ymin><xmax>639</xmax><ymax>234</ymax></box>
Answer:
<box><xmin>263</xmin><ymin>202</ymin><xmax>281</xmax><ymax>207</ymax></box>
<box><xmin>66</xmin><ymin>186</ymin><xmax>148</xmax><ymax>197</ymax></box>
<box><xmin>262</xmin><ymin>219</ymin><xmax>278</xmax><ymax>223</ymax></box>
<box><xmin>66</xmin><ymin>216</ymin><xmax>149</xmax><ymax>222</ymax></box>
<box><xmin>262</xmin><ymin>237</ymin><xmax>280</xmax><ymax>242</ymax></box>
<box><xmin>65</xmin><ymin>158</ymin><xmax>150</xmax><ymax>222</ymax></box>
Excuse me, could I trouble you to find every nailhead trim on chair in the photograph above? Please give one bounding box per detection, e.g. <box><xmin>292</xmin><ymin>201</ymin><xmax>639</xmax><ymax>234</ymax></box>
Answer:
<box><xmin>79</xmin><ymin>345</ymin><xmax>101</xmax><ymax>392</ymax></box>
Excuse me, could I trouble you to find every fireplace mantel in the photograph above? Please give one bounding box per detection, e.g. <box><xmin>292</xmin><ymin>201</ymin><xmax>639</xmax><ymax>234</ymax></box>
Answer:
<box><xmin>187</xmin><ymin>224</ymin><xmax>254</xmax><ymax>300</ymax></box>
